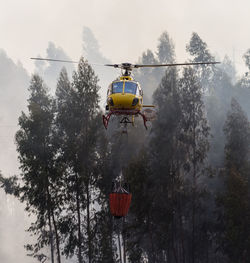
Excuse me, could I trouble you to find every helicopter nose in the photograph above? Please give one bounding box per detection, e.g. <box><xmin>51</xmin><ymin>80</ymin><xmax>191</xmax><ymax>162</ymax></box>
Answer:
<box><xmin>113</xmin><ymin>94</ymin><xmax>134</xmax><ymax>107</ymax></box>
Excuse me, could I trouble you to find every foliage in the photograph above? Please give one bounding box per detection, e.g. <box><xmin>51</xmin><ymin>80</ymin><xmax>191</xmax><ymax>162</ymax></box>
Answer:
<box><xmin>1</xmin><ymin>30</ymin><xmax>250</xmax><ymax>263</ymax></box>
<box><xmin>216</xmin><ymin>99</ymin><xmax>250</xmax><ymax>262</ymax></box>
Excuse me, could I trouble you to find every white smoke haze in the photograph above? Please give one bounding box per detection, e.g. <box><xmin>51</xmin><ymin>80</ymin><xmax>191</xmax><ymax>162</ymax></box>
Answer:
<box><xmin>82</xmin><ymin>26</ymin><xmax>117</xmax><ymax>106</ymax></box>
<box><xmin>0</xmin><ymin>50</ymin><xmax>29</xmax><ymax>176</ymax></box>
<box><xmin>0</xmin><ymin>50</ymin><xmax>33</xmax><ymax>263</ymax></box>
<box><xmin>1</xmin><ymin>0</ymin><xmax>250</xmax><ymax>75</ymax></box>
<box><xmin>34</xmin><ymin>42</ymin><xmax>75</xmax><ymax>91</ymax></box>
<box><xmin>0</xmin><ymin>1</ymin><xmax>250</xmax><ymax>262</ymax></box>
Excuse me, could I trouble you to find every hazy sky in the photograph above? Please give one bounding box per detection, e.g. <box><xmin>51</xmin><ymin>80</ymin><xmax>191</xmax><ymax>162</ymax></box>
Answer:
<box><xmin>0</xmin><ymin>2</ymin><xmax>249</xmax><ymax>262</ymax></box>
<box><xmin>1</xmin><ymin>0</ymin><xmax>250</xmax><ymax>75</ymax></box>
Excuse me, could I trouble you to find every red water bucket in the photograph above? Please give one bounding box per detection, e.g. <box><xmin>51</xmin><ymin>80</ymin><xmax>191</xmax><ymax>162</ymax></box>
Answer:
<box><xmin>109</xmin><ymin>192</ymin><xmax>132</xmax><ymax>218</ymax></box>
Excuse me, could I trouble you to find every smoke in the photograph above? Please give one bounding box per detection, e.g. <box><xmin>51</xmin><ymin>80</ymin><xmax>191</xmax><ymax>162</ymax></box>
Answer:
<box><xmin>0</xmin><ymin>50</ymin><xmax>34</xmax><ymax>263</ymax></box>
<box><xmin>0</xmin><ymin>49</ymin><xmax>29</xmax><ymax>175</ymax></box>
<box><xmin>34</xmin><ymin>42</ymin><xmax>75</xmax><ymax>92</ymax></box>
<box><xmin>82</xmin><ymin>26</ymin><xmax>118</xmax><ymax>107</ymax></box>
<box><xmin>0</xmin><ymin>27</ymin><xmax>123</xmax><ymax>263</ymax></box>
<box><xmin>1</xmin><ymin>26</ymin><xmax>250</xmax><ymax>262</ymax></box>
<box><xmin>33</xmin><ymin>28</ymin><xmax>118</xmax><ymax>108</ymax></box>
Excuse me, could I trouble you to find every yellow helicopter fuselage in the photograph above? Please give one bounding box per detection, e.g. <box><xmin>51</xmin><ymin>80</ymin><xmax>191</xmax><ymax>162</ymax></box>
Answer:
<box><xmin>106</xmin><ymin>76</ymin><xmax>143</xmax><ymax>112</ymax></box>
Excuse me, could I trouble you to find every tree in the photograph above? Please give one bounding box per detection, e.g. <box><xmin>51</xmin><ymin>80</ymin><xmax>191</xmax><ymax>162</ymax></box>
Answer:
<box><xmin>134</xmin><ymin>31</ymin><xmax>176</xmax><ymax>104</ymax></box>
<box><xmin>124</xmin><ymin>149</ymin><xmax>155</xmax><ymax>263</ymax></box>
<box><xmin>55</xmin><ymin>58</ymin><xmax>101</xmax><ymax>263</ymax></box>
<box><xmin>156</xmin><ymin>31</ymin><xmax>175</xmax><ymax>64</ymax></box>
<box><xmin>205</xmin><ymin>64</ymin><xmax>234</xmax><ymax>168</ymax></box>
<box><xmin>134</xmin><ymin>49</ymin><xmax>159</xmax><ymax>103</ymax></box>
<box><xmin>217</xmin><ymin>168</ymin><xmax>250</xmax><ymax>263</ymax></box>
<box><xmin>35</xmin><ymin>42</ymin><xmax>74</xmax><ymax>90</ymax></box>
<box><xmin>216</xmin><ymin>98</ymin><xmax>250</xmax><ymax>262</ymax></box>
<box><xmin>126</xmin><ymin>67</ymin><xmax>184</xmax><ymax>263</ymax></box>
<box><xmin>179</xmin><ymin>67</ymin><xmax>210</xmax><ymax>263</ymax></box>
<box><xmin>15</xmin><ymin>74</ymin><xmax>61</xmax><ymax>263</ymax></box>
<box><xmin>186</xmin><ymin>32</ymin><xmax>216</xmax><ymax>89</ymax></box>
<box><xmin>223</xmin><ymin>98</ymin><xmax>250</xmax><ymax>173</ymax></box>
<box><xmin>151</xmin><ymin>67</ymin><xmax>183</xmax><ymax>262</ymax></box>
<box><xmin>125</xmin><ymin>65</ymin><xmax>211</xmax><ymax>263</ymax></box>
<box><xmin>243</xmin><ymin>49</ymin><xmax>250</xmax><ymax>71</ymax></box>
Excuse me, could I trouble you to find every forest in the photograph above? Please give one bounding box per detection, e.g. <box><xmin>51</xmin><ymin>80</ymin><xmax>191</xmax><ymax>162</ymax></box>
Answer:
<box><xmin>1</xmin><ymin>31</ymin><xmax>250</xmax><ymax>263</ymax></box>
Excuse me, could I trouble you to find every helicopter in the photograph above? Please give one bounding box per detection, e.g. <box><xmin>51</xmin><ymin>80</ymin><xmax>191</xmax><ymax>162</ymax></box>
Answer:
<box><xmin>30</xmin><ymin>57</ymin><xmax>219</xmax><ymax>130</ymax></box>
<box><xmin>102</xmin><ymin>61</ymin><xmax>220</xmax><ymax>130</ymax></box>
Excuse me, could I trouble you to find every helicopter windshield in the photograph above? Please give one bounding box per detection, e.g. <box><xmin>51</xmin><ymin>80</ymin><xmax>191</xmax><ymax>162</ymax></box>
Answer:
<box><xmin>112</xmin><ymin>82</ymin><xmax>123</xmax><ymax>93</ymax></box>
<box><xmin>112</xmin><ymin>81</ymin><xmax>138</xmax><ymax>94</ymax></box>
<box><xmin>124</xmin><ymin>82</ymin><xmax>137</xmax><ymax>94</ymax></box>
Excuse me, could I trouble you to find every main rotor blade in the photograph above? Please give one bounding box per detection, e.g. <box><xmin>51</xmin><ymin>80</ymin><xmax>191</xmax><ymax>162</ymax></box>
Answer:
<box><xmin>31</xmin><ymin>57</ymin><xmax>79</xmax><ymax>63</ymax></box>
<box><xmin>134</xmin><ymin>62</ymin><xmax>220</xmax><ymax>68</ymax></box>
<box><xmin>104</xmin><ymin>64</ymin><xmax>121</xmax><ymax>68</ymax></box>
<box><xmin>30</xmin><ymin>57</ymin><xmax>106</xmax><ymax>67</ymax></box>
<box><xmin>31</xmin><ymin>59</ymin><xmax>220</xmax><ymax>69</ymax></box>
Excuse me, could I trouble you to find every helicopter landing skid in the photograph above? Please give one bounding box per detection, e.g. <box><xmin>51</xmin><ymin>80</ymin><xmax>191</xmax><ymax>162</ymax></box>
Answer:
<box><xmin>102</xmin><ymin>110</ymin><xmax>148</xmax><ymax>130</ymax></box>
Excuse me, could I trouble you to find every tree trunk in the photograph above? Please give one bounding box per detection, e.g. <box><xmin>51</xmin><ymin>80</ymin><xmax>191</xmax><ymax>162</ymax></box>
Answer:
<box><xmin>44</xmin><ymin>144</ymin><xmax>54</xmax><ymax>263</ymax></box>
<box><xmin>122</xmin><ymin>226</ymin><xmax>126</xmax><ymax>263</ymax></box>
<box><xmin>51</xmin><ymin>210</ymin><xmax>61</xmax><ymax>263</ymax></box>
<box><xmin>86</xmin><ymin>182</ymin><xmax>92</xmax><ymax>263</ymax></box>
<box><xmin>110</xmin><ymin>217</ymin><xmax>115</xmax><ymax>262</ymax></box>
<box><xmin>191</xmin><ymin>125</ymin><xmax>197</xmax><ymax>263</ymax></box>
<box><xmin>118</xmin><ymin>232</ymin><xmax>123</xmax><ymax>263</ymax></box>
<box><xmin>48</xmin><ymin>207</ymin><xmax>55</xmax><ymax>263</ymax></box>
<box><xmin>149</xmin><ymin>218</ymin><xmax>156</xmax><ymax>263</ymax></box>
<box><xmin>172</xmin><ymin>221</ymin><xmax>178</xmax><ymax>263</ymax></box>
<box><xmin>76</xmin><ymin>186</ymin><xmax>83</xmax><ymax>263</ymax></box>
<box><xmin>191</xmin><ymin>192</ymin><xmax>195</xmax><ymax>263</ymax></box>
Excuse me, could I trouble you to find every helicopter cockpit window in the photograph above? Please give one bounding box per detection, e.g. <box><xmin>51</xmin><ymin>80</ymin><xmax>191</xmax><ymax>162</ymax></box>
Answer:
<box><xmin>112</xmin><ymin>82</ymin><xmax>123</xmax><ymax>93</ymax></box>
<box><xmin>124</xmin><ymin>82</ymin><xmax>137</xmax><ymax>94</ymax></box>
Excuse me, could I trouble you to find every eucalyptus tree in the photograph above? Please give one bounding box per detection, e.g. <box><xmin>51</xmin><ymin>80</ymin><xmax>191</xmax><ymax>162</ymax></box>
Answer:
<box><xmin>243</xmin><ymin>49</ymin><xmax>250</xmax><ymax>71</ymax></box>
<box><xmin>156</xmin><ymin>31</ymin><xmax>175</xmax><ymax>64</ymax></box>
<box><xmin>55</xmin><ymin>58</ymin><xmax>102</xmax><ymax>263</ymax></box>
<box><xmin>223</xmin><ymin>98</ymin><xmax>250</xmax><ymax>173</ymax></box>
<box><xmin>15</xmin><ymin>74</ymin><xmax>60</xmax><ymax>263</ymax></box>
<box><xmin>124</xmin><ymin>67</ymin><xmax>184</xmax><ymax>262</ymax></box>
<box><xmin>134</xmin><ymin>31</ymin><xmax>176</xmax><ymax>104</ymax></box>
<box><xmin>216</xmin><ymin>98</ymin><xmax>250</xmax><ymax>262</ymax></box>
<box><xmin>186</xmin><ymin>32</ymin><xmax>216</xmax><ymax>90</ymax></box>
<box><xmin>179</xmin><ymin>67</ymin><xmax>210</xmax><ymax>263</ymax></box>
<box><xmin>235</xmin><ymin>49</ymin><xmax>250</xmax><ymax>116</ymax></box>
<box><xmin>124</xmin><ymin>149</ymin><xmax>154</xmax><ymax>263</ymax></box>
